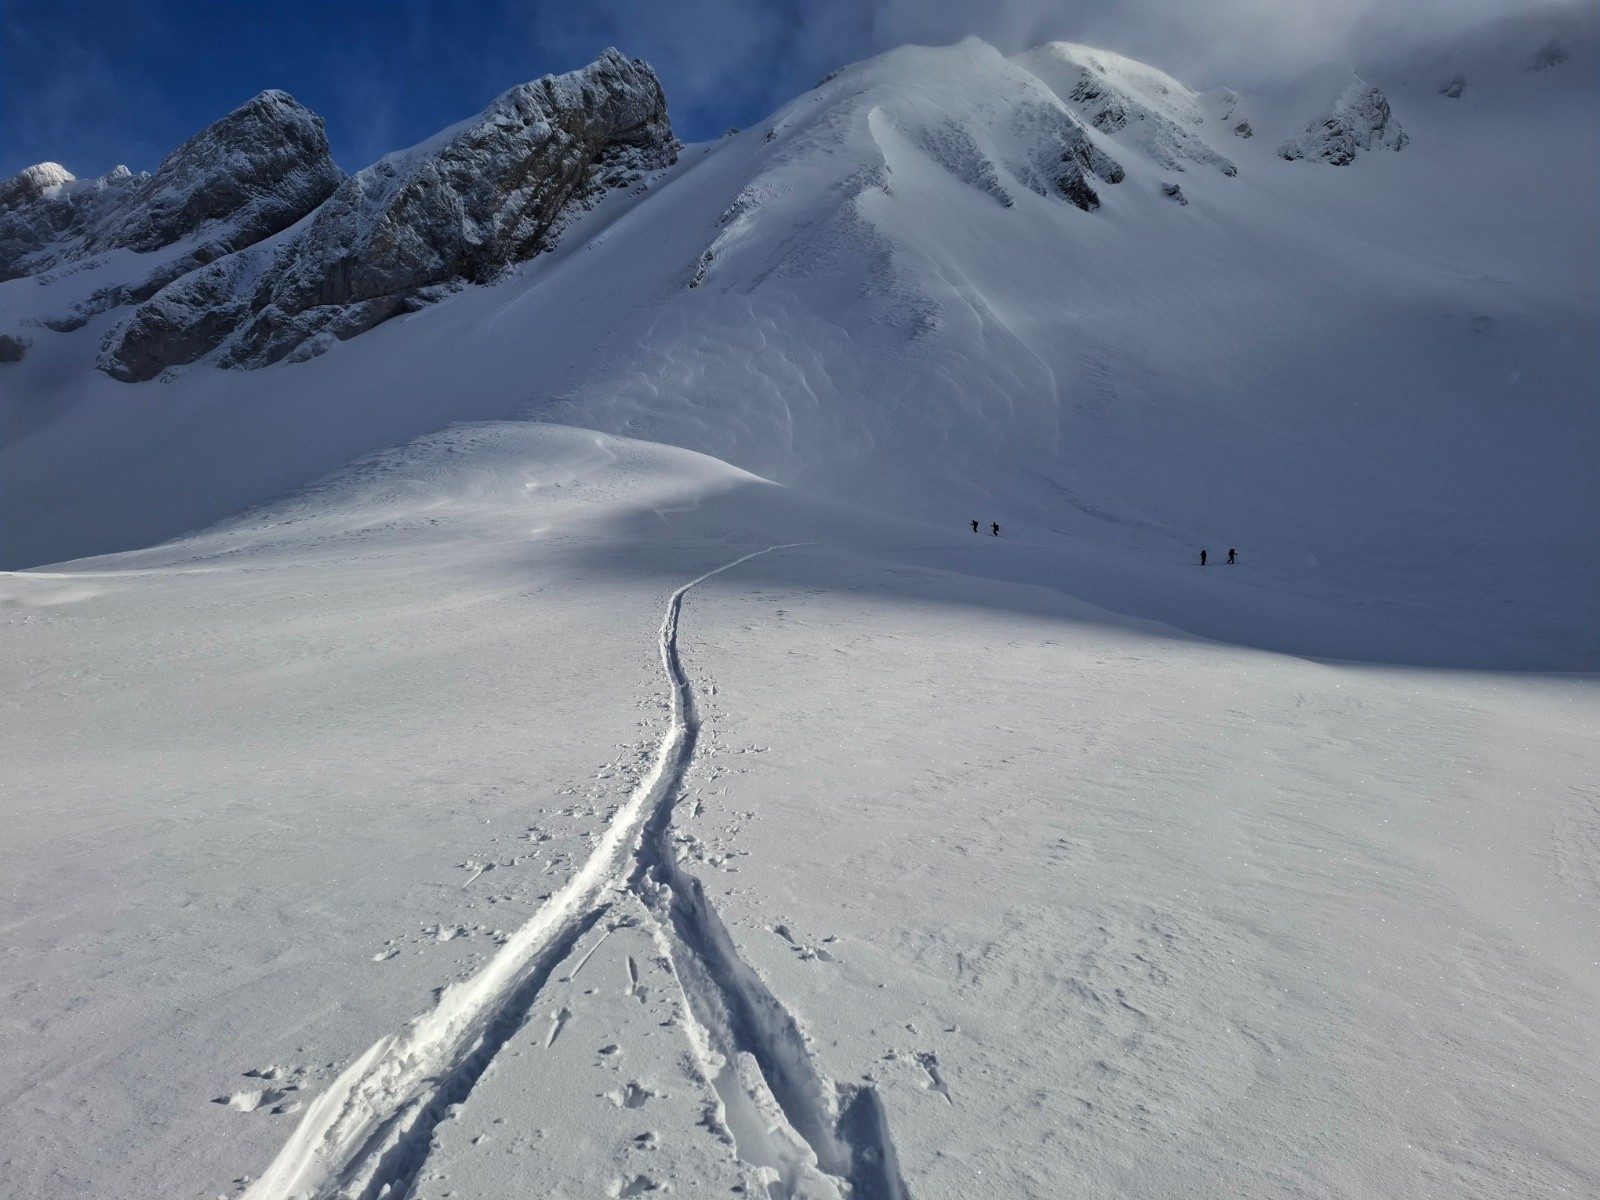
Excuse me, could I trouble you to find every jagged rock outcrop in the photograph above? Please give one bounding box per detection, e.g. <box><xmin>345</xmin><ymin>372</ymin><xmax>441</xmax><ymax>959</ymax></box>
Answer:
<box><xmin>0</xmin><ymin>91</ymin><xmax>340</xmax><ymax>285</ymax></box>
<box><xmin>92</xmin><ymin>90</ymin><xmax>342</xmax><ymax>258</ymax></box>
<box><xmin>1279</xmin><ymin>79</ymin><xmax>1408</xmax><ymax>164</ymax></box>
<box><xmin>102</xmin><ymin>49</ymin><xmax>678</xmax><ymax>381</ymax></box>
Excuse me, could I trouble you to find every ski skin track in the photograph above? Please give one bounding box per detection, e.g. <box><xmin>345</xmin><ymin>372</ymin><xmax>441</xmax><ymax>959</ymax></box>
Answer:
<box><xmin>238</xmin><ymin>543</ymin><xmax>907</xmax><ymax>1200</ymax></box>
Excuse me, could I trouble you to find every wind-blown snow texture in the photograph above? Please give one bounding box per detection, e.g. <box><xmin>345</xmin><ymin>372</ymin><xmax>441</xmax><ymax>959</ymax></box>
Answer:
<box><xmin>1</xmin><ymin>9</ymin><xmax>1597</xmax><ymax>1200</ymax></box>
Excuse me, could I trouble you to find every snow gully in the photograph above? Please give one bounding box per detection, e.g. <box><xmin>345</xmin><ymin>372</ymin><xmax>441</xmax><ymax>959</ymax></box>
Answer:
<box><xmin>238</xmin><ymin>544</ymin><xmax>908</xmax><ymax>1200</ymax></box>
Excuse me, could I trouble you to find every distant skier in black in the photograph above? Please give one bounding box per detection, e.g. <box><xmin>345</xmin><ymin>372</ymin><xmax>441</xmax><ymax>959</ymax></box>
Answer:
<box><xmin>971</xmin><ymin>520</ymin><xmax>979</xmax><ymax>533</ymax></box>
<box><xmin>991</xmin><ymin>522</ymin><xmax>1001</xmax><ymax>537</ymax></box>
<box><xmin>1200</xmin><ymin>549</ymin><xmax>1208</xmax><ymax>566</ymax></box>
<box><xmin>1227</xmin><ymin>547</ymin><xmax>1237</xmax><ymax>564</ymax></box>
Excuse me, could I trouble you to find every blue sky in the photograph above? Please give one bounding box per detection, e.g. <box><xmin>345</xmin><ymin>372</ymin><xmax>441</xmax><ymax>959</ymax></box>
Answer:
<box><xmin>1</xmin><ymin>0</ymin><xmax>1544</xmax><ymax>179</ymax></box>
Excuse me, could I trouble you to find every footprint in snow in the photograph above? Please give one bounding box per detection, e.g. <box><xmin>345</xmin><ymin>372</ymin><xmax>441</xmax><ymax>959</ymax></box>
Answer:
<box><xmin>606</xmin><ymin>1081</ymin><xmax>659</xmax><ymax>1109</ymax></box>
<box><xmin>609</xmin><ymin>1175</ymin><xmax>661</xmax><ymax>1197</ymax></box>
<box><xmin>545</xmin><ymin>1006</ymin><xmax>572</xmax><ymax>1049</ymax></box>
<box><xmin>214</xmin><ymin>1086</ymin><xmax>295</xmax><ymax>1113</ymax></box>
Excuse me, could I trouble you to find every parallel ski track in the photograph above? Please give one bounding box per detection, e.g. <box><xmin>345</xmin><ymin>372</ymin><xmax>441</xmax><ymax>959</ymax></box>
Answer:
<box><xmin>240</xmin><ymin>544</ymin><xmax>909</xmax><ymax>1200</ymax></box>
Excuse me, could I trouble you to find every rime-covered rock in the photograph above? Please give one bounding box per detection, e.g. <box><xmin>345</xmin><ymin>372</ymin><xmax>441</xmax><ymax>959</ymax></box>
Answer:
<box><xmin>1279</xmin><ymin>79</ymin><xmax>1408</xmax><ymax>165</ymax></box>
<box><xmin>1010</xmin><ymin>103</ymin><xmax>1125</xmax><ymax>212</ymax></box>
<box><xmin>1018</xmin><ymin>44</ymin><xmax>1238</xmax><ymax>177</ymax></box>
<box><xmin>102</xmin><ymin>49</ymin><xmax>678</xmax><ymax>380</ymax></box>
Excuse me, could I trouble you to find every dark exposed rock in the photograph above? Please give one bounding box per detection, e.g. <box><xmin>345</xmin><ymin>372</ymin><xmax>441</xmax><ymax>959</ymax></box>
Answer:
<box><xmin>0</xmin><ymin>333</ymin><xmax>29</xmax><ymax>363</ymax></box>
<box><xmin>1440</xmin><ymin>74</ymin><xmax>1467</xmax><ymax>98</ymax></box>
<box><xmin>1232</xmin><ymin>120</ymin><xmax>1254</xmax><ymax>138</ymax></box>
<box><xmin>1161</xmin><ymin>182</ymin><xmax>1189</xmax><ymax>205</ymax></box>
<box><xmin>102</xmin><ymin>49</ymin><xmax>678</xmax><ymax>381</ymax></box>
<box><xmin>1279</xmin><ymin>78</ymin><xmax>1407</xmax><ymax>165</ymax></box>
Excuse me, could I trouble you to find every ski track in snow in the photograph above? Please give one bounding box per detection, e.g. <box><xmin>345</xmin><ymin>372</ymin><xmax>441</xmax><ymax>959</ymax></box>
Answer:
<box><xmin>239</xmin><ymin>544</ymin><xmax>908</xmax><ymax>1200</ymax></box>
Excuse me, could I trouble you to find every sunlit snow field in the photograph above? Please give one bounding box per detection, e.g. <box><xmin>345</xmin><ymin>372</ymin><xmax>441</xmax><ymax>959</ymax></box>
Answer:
<box><xmin>3</xmin><ymin>425</ymin><xmax>1595</xmax><ymax>1198</ymax></box>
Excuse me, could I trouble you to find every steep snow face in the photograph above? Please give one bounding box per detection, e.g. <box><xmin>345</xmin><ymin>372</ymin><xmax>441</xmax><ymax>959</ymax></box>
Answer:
<box><xmin>100</xmin><ymin>49</ymin><xmax>678</xmax><ymax>380</ymax></box>
<box><xmin>0</xmin><ymin>92</ymin><xmax>339</xmax><ymax>283</ymax></box>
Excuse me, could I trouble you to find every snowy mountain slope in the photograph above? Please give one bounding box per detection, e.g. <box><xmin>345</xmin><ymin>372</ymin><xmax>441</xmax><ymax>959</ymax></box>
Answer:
<box><xmin>2</xmin><ymin>11</ymin><xmax>1594</xmax><ymax>669</ymax></box>
<box><xmin>2</xmin><ymin>11</ymin><xmax>1598</xmax><ymax>1198</ymax></box>
<box><xmin>2</xmin><ymin>421</ymin><xmax>1595</xmax><ymax>1200</ymax></box>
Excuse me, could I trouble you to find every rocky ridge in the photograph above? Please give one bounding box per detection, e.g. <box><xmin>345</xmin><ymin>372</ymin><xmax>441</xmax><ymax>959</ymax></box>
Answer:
<box><xmin>101</xmin><ymin>49</ymin><xmax>677</xmax><ymax>380</ymax></box>
<box><xmin>1</xmin><ymin>91</ymin><xmax>341</xmax><ymax>285</ymax></box>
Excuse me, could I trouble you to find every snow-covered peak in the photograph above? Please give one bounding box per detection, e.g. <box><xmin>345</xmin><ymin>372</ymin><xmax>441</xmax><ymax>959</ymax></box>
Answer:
<box><xmin>1014</xmin><ymin>42</ymin><xmax>1238</xmax><ymax>175</ymax></box>
<box><xmin>0</xmin><ymin>162</ymin><xmax>77</xmax><ymax>207</ymax></box>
